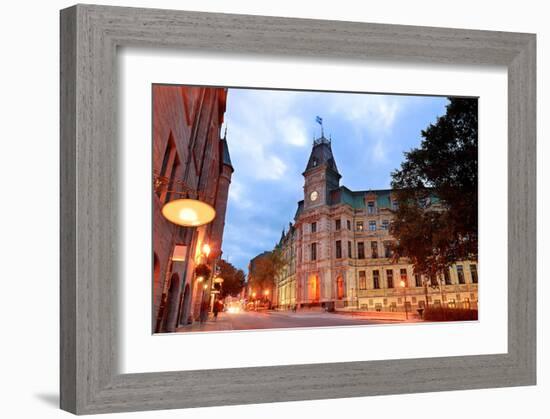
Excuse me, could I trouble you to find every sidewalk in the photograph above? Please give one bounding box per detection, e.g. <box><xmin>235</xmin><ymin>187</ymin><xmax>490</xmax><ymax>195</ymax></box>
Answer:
<box><xmin>334</xmin><ymin>310</ymin><xmax>424</xmax><ymax>322</ymax></box>
<box><xmin>175</xmin><ymin>313</ymin><xmax>233</xmax><ymax>333</ymax></box>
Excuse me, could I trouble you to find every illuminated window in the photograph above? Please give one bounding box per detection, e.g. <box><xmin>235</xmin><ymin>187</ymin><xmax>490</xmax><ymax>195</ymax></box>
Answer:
<box><xmin>400</xmin><ymin>268</ymin><xmax>408</xmax><ymax>286</ymax></box>
<box><xmin>356</xmin><ymin>221</ymin><xmax>364</xmax><ymax>231</ymax></box>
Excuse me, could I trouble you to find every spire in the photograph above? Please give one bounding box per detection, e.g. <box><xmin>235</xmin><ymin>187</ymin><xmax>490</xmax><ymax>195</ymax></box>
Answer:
<box><xmin>304</xmin><ymin>133</ymin><xmax>339</xmax><ymax>174</ymax></box>
<box><xmin>220</xmin><ymin>126</ymin><xmax>233</xmax><ymax>169</ymax></box>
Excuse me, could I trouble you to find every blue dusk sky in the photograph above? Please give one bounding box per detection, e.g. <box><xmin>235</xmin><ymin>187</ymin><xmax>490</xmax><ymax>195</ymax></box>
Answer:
<box><xmin>221</xmin><ymin>88</ymin><xmax>448</xmax><ymax>272</ymax></box>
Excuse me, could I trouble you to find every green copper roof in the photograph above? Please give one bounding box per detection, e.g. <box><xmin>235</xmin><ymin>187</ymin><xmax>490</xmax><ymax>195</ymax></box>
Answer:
<box><xmin>337</xmin><ymin>187</ymin><xmax>393</xmax><ymax>209</ymax></box>
<box><xmin>333</xmin><ymin>186</ymin><xmax>439</xmax><ymax>209</ymax></box>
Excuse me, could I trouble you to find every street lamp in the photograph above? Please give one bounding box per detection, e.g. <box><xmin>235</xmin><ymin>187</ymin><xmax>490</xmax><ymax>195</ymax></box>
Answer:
<box><xmin>202</xmin><ymin>243</ymin><xmax>211</xmax><ymax>258</ymax></box>
<box><xmin>400</xmin><ymin>280</ymin><xmax>409</xmax><ymax>320</ymax></box>
<box><xmin>161</xmin><ymin>199</ymin><xmax>216</xmax><ymax>227</ymax></box>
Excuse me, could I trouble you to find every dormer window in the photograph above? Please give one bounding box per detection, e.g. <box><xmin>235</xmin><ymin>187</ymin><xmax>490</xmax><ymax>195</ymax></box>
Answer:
<box><xmin>367</xmin><ymin>201</ymin><xmax>376</xmax><ymax>214</ymax></box>
<box><xmin>312</xmin><ymin>159</ymin><xmax>318</xmax><ymax>167</ymax></box>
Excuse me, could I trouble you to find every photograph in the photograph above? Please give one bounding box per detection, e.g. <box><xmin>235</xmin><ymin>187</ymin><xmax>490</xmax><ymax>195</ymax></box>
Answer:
<box><xmin>152</xmin><ymin>85</ymin><xmax>479</xmax><ymax>334</ymax></box>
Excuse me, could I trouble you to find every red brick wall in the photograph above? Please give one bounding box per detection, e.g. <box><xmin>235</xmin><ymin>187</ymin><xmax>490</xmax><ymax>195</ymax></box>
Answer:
<box><xmin>152</xmin><ymin>85</ymin><xmax>231</xmax><ymax>332</ymax></box>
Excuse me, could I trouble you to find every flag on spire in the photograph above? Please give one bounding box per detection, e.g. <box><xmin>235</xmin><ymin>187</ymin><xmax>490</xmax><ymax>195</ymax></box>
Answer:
<box><xmin>315</xmin><ymin>116</ymin><xmax>323</xmax><ymax>125</ymax></box>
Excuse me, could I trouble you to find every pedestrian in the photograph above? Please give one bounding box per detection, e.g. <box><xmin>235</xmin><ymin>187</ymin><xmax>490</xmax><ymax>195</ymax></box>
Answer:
<box><xmin>213</xmin><ymin>299</ymin><xmax>220</xmax><ymax>321</ymax></box>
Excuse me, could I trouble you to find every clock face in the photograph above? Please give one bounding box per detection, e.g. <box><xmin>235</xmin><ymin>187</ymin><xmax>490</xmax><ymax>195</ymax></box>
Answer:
<box><xmin>310</xmin><ymin>190</ymin><xmax>318</xmax><ymax>202</ymax></box>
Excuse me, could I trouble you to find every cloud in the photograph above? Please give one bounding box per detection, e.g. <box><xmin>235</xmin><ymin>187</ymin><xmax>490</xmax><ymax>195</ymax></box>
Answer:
<box><xmin>329</xmin><ymin>93</ymin><xmax>407</xmax><ymax>133</ymax></box>
<box><xmin>277</xmin><ymin>116</ymin><xmax>308</xmax><ymax>147</ymax></box>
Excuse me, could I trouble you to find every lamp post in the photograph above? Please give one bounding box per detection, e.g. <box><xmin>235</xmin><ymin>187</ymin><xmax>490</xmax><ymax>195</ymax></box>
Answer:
<box><xmin>400</xmin><ymin>280</ymin><xmax>409</xmax><ymax>320</ymax></box>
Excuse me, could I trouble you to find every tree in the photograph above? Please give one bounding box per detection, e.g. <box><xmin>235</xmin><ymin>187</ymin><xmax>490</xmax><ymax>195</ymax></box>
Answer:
<box><xmin>390</xmin><ymin>98</ymin><xmax>478</xmax><ymax>282</ymax></box>
<box><xmin>247</xmin><ymin>249</ymin><xmax>283</xmax><ymax>295</ymax></box>
<box><xmin>216</xmin><ymin>259</ymin><xmax>245</xmax><ymax>298</ymax></box>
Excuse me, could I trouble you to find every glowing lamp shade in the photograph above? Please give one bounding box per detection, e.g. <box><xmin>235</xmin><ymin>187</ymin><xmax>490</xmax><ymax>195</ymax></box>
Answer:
<box><xmin>161</xmin><ymin>199</ymin><xmax>216</xmax><ymax>227</ymax></box>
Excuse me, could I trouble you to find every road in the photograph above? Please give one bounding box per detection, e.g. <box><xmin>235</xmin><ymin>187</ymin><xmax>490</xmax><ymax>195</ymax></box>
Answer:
<box><xmin>176</xmin><ymin>310</ymin><xmax>394</xmax><ymax>333</ymax></box>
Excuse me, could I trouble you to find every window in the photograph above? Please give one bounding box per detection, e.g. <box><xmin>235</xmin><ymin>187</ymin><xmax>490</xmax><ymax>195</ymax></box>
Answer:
<box><xmin>415</xmin><ymin>274</ymin><xmax>422</xmax><ymax>287</ymax></box>
<box><xmin>310</xmin><ymin>243</ymin><xmax>317</xmax><ymax>261</ymax></box>
<box><xmin>392</xmin><ymin>200</ymin><xmax>399</xmax><ymax>210</ymax></box>
<box><xmin>444</xmin><ymin>268</ymin><xmax>452</xmax><ymax>285</ymax></box>
<box><xmin>457</xmin><ymin>265</ymin><xmax>465</xmax><ymax>284</ymax></box>
<box><xmin>373</xmin><ymin>270</ymin><xmax>380</xmax><ymax>289</ymax></box>
<box><xmin>384</xmin><ymin>241</ymin><xmax>393</xmax><ymax>258</ymax></box>
<box><xmin>356</xmin><ymin>221</ymin><xmax>364</xmax><ymax>231</ymax></box>
<box><xmin>335</xmin><ymin>240</ymin><xmax>342</xmax><ymax>259</ymax></box>
<box><xmin>367</xmin><ymin>201</ymin><xmax>375</xmax><ymax>214</ymax></box>
<box><xmin>158</xmin><ymin>134</ymin><xmax>180</xmax><ymax>202</ymax></box>
<box><xmin>357</xmin><ymin>242</ymin><xmax>365</xmax><ymax>259</ymax></box>
<box><xmin>359</xmin><ymin>271</ymin><xmax>367</xmax><ymax>289</ymax></box>
<box><xmin>386</xmin><ymin>269</ymin><xmax>394</xmax><ymax>288</ymax></box>
<box><xmin>347</xmin><ymin>241</ymin><xmax>352</xmax><ymax>258</ymax></box>
<box><xmin>311</xmin><ymin>222</ymin><xmax>317</xmax><ymax>233</ymax></box>
<box><xmin>371</xmin><ymin>241</ymin><xmax>378</xmax><ymax>258</ymax></box>
<box><xmin>381</xmin><ymin>220</ymin><xmax>389</xmax><ymax>230</ymax></box>
<box><xmin>368</xmin><ymin>221</ymin><xmax>376</xmax><ymax>231</ymax></box>
<box><xmin>470</xmin><ymin>264</ymin><xmax>478</xmax><ymax>283</ymax></box>
<box><xmin>400</xmin><ymin>268</ymin><xmax>408</xmax><ymax>287</ymax></box>
<box><xmin>335</xmin><ymin>219</ymin><xmax>341</xmax><ymax>231</ymax></box>
<box><xmin>347</xmin><ymin>220</ymin><xmax>351</xmax><ymax>230</ymax></box>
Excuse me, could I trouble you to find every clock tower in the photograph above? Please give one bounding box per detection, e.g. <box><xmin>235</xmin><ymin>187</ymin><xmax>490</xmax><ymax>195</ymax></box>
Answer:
<box><xmin>303</xmin><ymin>135</ymin><xmax>341</xmax><ymax>210</ymax></box>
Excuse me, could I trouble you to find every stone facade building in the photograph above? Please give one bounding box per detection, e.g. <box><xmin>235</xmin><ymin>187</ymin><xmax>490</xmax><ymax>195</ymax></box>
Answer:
<box><xmin>153</xmin><ymin>85</ymin><xmax>233</xmax><ymax>333</ymax></box>
<box><xmin>273</xmin><ymin>135</ymin><xmax>478</xmax><ymax>313</ymax></box>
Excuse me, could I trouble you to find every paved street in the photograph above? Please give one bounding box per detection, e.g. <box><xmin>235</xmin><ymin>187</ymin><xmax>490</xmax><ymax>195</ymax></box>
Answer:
<box><xmin>176</xmin><ymin>310</ymin><xmax>413</xmax><ymax>333</ymax></box>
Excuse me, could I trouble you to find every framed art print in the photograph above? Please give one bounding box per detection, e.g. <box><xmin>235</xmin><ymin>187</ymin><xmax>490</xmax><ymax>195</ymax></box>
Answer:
<box><xmin>60</xmin><ymin>4</ymin><xmax>536</xmax><ymax>414</ymax></box>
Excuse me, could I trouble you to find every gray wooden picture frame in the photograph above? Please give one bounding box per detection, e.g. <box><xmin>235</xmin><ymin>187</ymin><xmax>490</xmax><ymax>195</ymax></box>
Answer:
<box><xmin>60</xmin><ymin>4</ymin><xmax>536</xmax><ymax>415</ymax></box>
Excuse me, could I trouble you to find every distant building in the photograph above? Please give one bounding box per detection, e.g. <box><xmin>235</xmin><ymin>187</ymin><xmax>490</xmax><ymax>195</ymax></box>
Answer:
<box><xmin>273</xmin><ymin>134</ymin><xmax>478</xmax><ymax>313</ymax></box>
<box><xmin>153</xmin><ymin>85</ymin><xmax>233</xmax><ymax>332</ymax></box>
